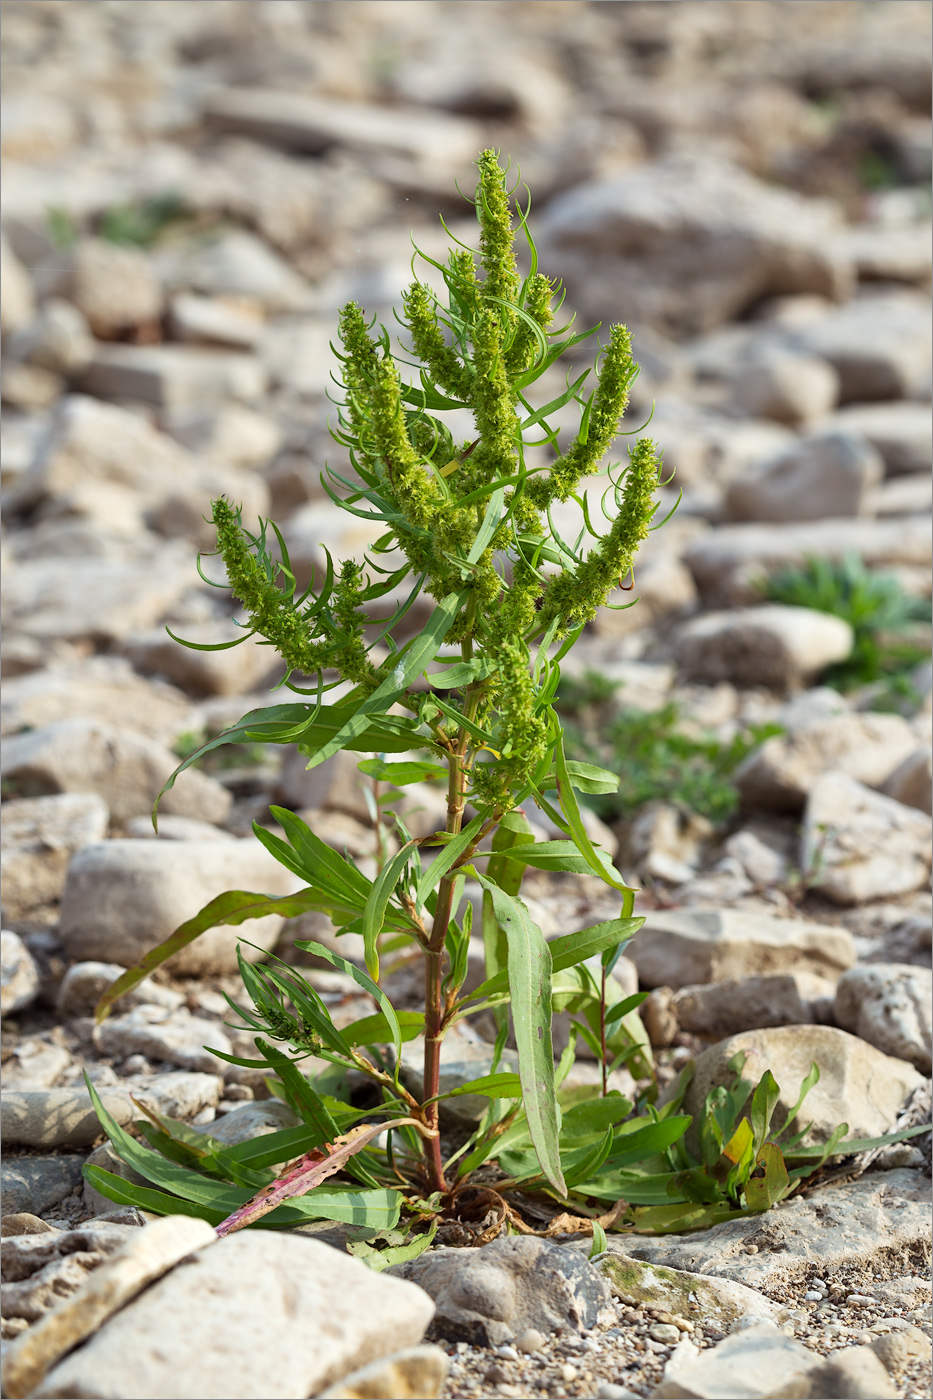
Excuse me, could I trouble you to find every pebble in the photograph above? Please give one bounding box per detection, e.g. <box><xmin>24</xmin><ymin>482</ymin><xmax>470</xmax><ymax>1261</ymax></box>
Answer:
<box><xmin>649</xmin><ymin>1323</ymin><xmax>683</xmax><ymax>1344</ymax></box>
<box><xmin>515</xmin><ymin>1328</ymin><xmax>546</xmax><ymax>1354</ymax></box>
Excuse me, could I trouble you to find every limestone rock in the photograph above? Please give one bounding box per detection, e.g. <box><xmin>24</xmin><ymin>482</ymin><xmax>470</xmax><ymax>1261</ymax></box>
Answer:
<box><xmin>0</xmin><ymin>234</ymin><xmax>35</xmax><ymax>335</ymax></box>
<box><xmin>0</xmin><ymin>1158</ymin><xmax>85</xmax><ymax>1220</ymax></box>
<box><xmin>317</xmin><ymin>1346</ymin><xmax>449</xmax><ymax>1400</ymax></box>
<box><xmin>59</xmin><ymin>838</ymin><xmax>299</xmax><ymax>974</ymax></box>
<box><xmin>1</xmin><ymin>719</ymin><xmax>230</xmax><ymax>827</ymax></box>
<box><xmin>536</xmin><ymin>154</ymin><xmax>851</xmax><ymax>337</ymax></box>
<box><xmin>870</xmin><ymin>1327</ymin><xmax>932</xmax><ymax>1379</ymax></box>
<box><xmin>93</xmin><ymin>1005</ymin><xmax>233</xmax><ymax>1074</ymax></box>
<box><xmin>736</xmin><ymin>713</ymin><xmax>919</xmax><ymax>811</ymax></box>
<box><xmin>802</xmin><ymin>771</ymin><xmax>932</xmax><ymax>905</ymax></box>
<box><xmin>66</xmin><ymin>239</ymin><xmax>164</xmax><ymax>337</ymax></box>
<box><xmin>6</xmin><ymin>298</ymin><xmax>94</xmax><ymax>376</ymax></box>
<box><xmin>80</xmin><ymin>343</ymin><xmax>267</xmax><ymax>412</ymax></box>
<box><xmin>882</xmin><ymin>748</ymin><xmax>933</xmax><ymax>815</ymax></box>
<box><xmin>389</xmin><ymin>1237</ymin><xmax>609</xmax><ymax>1348</ymax></box>
<box><xmin>667</xmin><ymin>1025</ymin><xmax>924</xmax><ymax>1152</ymax></box>
<box><xmin>2</xmin><ymin>1217</ymin><xmax>216</xmax><ymax>1400</ymax></box>
<box><xmin>2</xmin><ymin>1075</ymin><xmax>222</xmax><ymax>1148</ymax></box>
<box><xmin>122</xmin><ymin>815</ymin><xmax>236</xmax><ymax>842</ymax></box>
<box><xmin>32</xmin><ymin>1234</ymin><xmax>435</xmax><ymax>1400</ymax></box>
<box><xmin>789</xmin><ymin>289</ymin><xmax>931</xmax><ymax>402</ymax></box>
<box><xmin>674</xmin><ymin>605</ymin><xmax>853</xmax><ymax>690</ymax></box>
<box><xmin>162</xmin><ymin>229</ymin><xmax>311</xmax><ymax>314</ymax></box>
<box><xmin>599</xmin><ymin>1255</ymin><xmax>786</xmax><ymax>1330</ymax></box>
<box><xmin>276</xmin><ymin>746</ymin><xmax>373</xmax><ymax>822</ymax></box>
<box><xmin>628</xmin><ymin>907</ymin><xmax>854</xmax><ymax>990</ymax></box>
<box><xmin>2</xmin><ymin>1041</ymin><xmax>71</xmax><ymax>1091</ymax></box>
<box><xmin>834</xmin><ymin>963</ymin><xmax>932</xmax><ymax>1074</ymax></box>
<box><xmin>649</xmin><ymin>1322</ymin><xmax>828</xmax><ymax>1400</ymax></box>
<box><xmin>819</xmin><ymin>401</ymin><xmax>931</xmax><ymax>477</ymax></box>
<box><xmin>671</xmin><ymin>971</ymin><xmax>836</xmax><ymax>1039</ymax></box>
<box><xmin>805</xmin><ymin>1345</ymin><xmax>899</xmax><ymax>1400</ymax></box>
<box><xmin>0</xmin><ymin>930</ymin><xmax>40</xmax><ymax>1014</ymax></box>
<box><xmin>730</xmin><ymin>352</ymin><xmax>838</xmax><ymax>426</ymax></box>
<box><xmin>1</xmin><ymin>656</ymin><xmax>197</xmax><ymax>747</ymax></box>
<box><xmin>56</xmin><ymin>962</ymin><xmax>183</xmax><ymax>1021</ymax></box>
<box><xmin>725</xmin><ymin>432</ymin><xmax>883</xmax><ymax>523</ymax></box>
<box><xmin>619</xmin><ymin>1168</ymin><xmax>930</xmax><ymax>1288</ymax></box>
<box><xmin>620</xmin><ymin>804</ymin><xmax>712</xmax><ymax>885</ymax></box>
<box><xmin>121</xmin><ymin>622</ymin><xmax>278</xmax><ymax>698</ymax></box>
<box><xmin>0</xmin><ymin>794</ymin><xmax>109</xmax><ymax>922</ymax></box>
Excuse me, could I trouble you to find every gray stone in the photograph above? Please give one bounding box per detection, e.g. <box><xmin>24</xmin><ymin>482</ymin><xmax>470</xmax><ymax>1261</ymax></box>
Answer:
<box><xmin>32</xmin><ymin>1233</ymin><xmax>435</xmax><ymax>1400</ymax></box>
<box><xmin>536</xmin><ymin>154</ymin><xmax>851</xmax><ymax>337</ymax></box>
<box><xmin>806</xmin><ymin>1345</ymin><xmax>899</xmax><ymax>1399</ymax></box>
<box><xmin>730</xmin><ymin>352</ymin><xmax>838</xmax><ymax>426</ymax></box>
<box><xmin>837</xmin><ymin>221</ymin><xmax>933</xmax><ymax>286</ymax></box>
<box><xmin>162</xmin><ymin>401</ymin><xmax>281</xmax><ymax>470</ymax></box>
<box><xmin>674</xmin><ymin>605</ymin><xmax>853</xmax><ymax>691</ymax></box>
<box><xmin>0</xmin><ymin>930</ymin><xmax>40</xmax><ymax>1013</ymax></box>
<box><xmin>882</xmin><ymin>748</ymin><xmax>933</xmax><ymax>815</ymax></box>
<box><xmin>869</xmin><ymin>472</ymin><xmax>933</xmax><ymax>516</ymax></box>
<box><xmin>1</xmin><ymin>719</ymin><xmax>231</xmax><ymax>827</ymax></box>
<box><xmin>666</xmin><ymin>1025</ymin><xmax>924</xmax><ymax>1153</ymax></box>
<box><xmin>1</xmin><ymin>656</ymin><xmax>196</xmax><ymax>747</ymax></box>
<box><xmin>619</xmin><ymin>1168</ymin><xmax>928</xmax><ymax>1288</ymax></box>
<box><xmin>400</xmin><ymin>1021</ymin><xmax>519</xmax><ymax>1125</ymax></box>
<box><xmin>649</xmin><ymin>1322</ymin><xmax>824</xmax><ymax>1400</ymax></box>
<box><xmin>1</xmin><ymin>1217</ymin><xmax>216</xmax><ymax>1400</ymax></box>
<box><xmin>818</xmin><ymin>402</ymin><xmax>932</xmax><ymax>477</ymax></box>
<box><xmin>735</xmin><ymin>713</ymin><xmax>920</xmax><ymax>811</ymax></box>
<box><xmin>598</xmin><ymin>1254</ymin><xmax>786</xmax><ymax>1330</ymax></box>
<box><xmin>204</xmin><ymin>87</ymin><xmax>481</xmax><ymax>167</ymax></box>
<box><xmin>789</xmin><ymin>290</ymin><xmax>931</xmax><ymax>402</ymax></box>
<box><xmin>628</xmin><ymin>908</ymin><xmax>854</xmax><ymax>990</ymax></box>
<box><xmin>80</xmin><ymin>342</ymin><xmax>267</xmax><ymax>411</ymax></box>
<box><xmin>803</xmin><ymin>771</ymin><xmax>932</xmax><ymax>905</ymax></box>
<box><xmin>1</xmin><ymin>1074</ymin><xmax>222</xmax><ymax>1149</ymax></box>
<box><xmin>388</xmin><ymin>1236</ymin><xmax>609</xmax><ymax>1347</ymax></box>
<box><xmin>2</xmin><ymin>1041</ymin><xmax>71</xmax><ymax>1091</ymax></box>
<box><xmin>121</xmin><ymin>815</ymin><xmax>236</xmax><ymax>842</ymax></box>
<box><xmin>671</xmin><ymin>971</ymin><xmax>836</xmax><ymax>1039</ymax></box>
<box><xmin>683</xmin><ymin>516</ymin><xmax>931</xmax><ymax>606</ymax></box>
<box><xmin>60</xmin><ymin>838</ymin><xmax>298</xmax><ymax>974</ymax></box>
<box><xmin>834</xmin><ymin>963</ymin><xmax>932</xmax><ymax>1075</ymax></box>
<box><xmin>870</xmin><ymin>1327</ymin><xmax>932</xmax><ymax>1378</ymax></box>
<box><xmin>725</xmin><ymin>433</ymin><xmax>883</xmax><ymax>523</ymax></box>
<box><xmin>620</xmin><ymin>803</ymin><xmax>713</xmax><ymax>886</ymax></box>
<box><xmin>6</xmin><ymin>298</ymin><xmax>94</xmax><ymax>376</ymax></box>
<box><xmin>316</xmin><ymin>1345</ymin><xmax>449</xmax><ymax>1400</ymax></box>
<box><xmin>163</xmin><ymin>229</ymin><xmax>311</xmax><ymax>313</ymax></box>
<box><xmin>722</xmin><ymin>831</ymin><xmax>788</xmax><ymax>887</ymax></box>
<box><xmin>66</xmin><ymin>239</ymin><xmax>163</xmax><ymax>337</ymax></box>
<box><xmin>121</xmin><ymin>622</ymin><xmax>277</xmax><ymax>698</ymax></box>
<box><xmin>0</xmin><ymin>794</ymin><xmax>110</xmax><ymax>922</ymax></box>
<box><xmin>56</xmin><ymin>962</ymin><xmax>183</xmax><ymax>1021</ymax></box>
<box><xmin>93</xmin><ymin>1005</ymin><xmax>233</xmax><ymax>1074</ymax></box>
<box><xmin>0</xmin><ymin>1158</ymin><xmax>86</xmax><ymax>1219</ymax></box>
<box><xmin>168</xmin><ymin>294</ymin><xmax>263</xmax><ymax>349</ymax></box>
<box><xmin>189</xmin><ymin>1100</ymin><xmax>297</xmax><ymax>1148</ymax></box>
<box><xmin>276</xmin><ymin>746</ymin><xmax>373</xmax><ymax>822</ymax></box>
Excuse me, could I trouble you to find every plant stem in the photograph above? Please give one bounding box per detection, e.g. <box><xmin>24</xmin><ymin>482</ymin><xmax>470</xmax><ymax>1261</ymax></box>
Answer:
<box><xmin>600</xmin><ymin>964</ymin><xmax>608</xmax><ymax>1098</ymax></box>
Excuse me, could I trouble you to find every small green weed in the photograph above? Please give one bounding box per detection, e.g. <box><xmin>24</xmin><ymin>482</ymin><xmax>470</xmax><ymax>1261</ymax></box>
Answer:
<box><xmin>556</xmin><ymin>676</ymin><xmax>780</xmax><ymax>824</ymax></box>
<box><xmin>98</xmin><ymin>193</ymin><xmax>189</xmax><ymax>247</ymax></box>
<box><xmin>763</xmin><ymin>553</ymin><xmax>931</xmax><ymax>707</ymax></box>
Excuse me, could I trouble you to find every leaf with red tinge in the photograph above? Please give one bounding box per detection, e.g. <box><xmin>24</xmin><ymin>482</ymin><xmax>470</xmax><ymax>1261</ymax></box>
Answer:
<box><xmin>214</xmin><ymin>1118</ymin><xmax>428</xmax><ymax>1237</ymax></box>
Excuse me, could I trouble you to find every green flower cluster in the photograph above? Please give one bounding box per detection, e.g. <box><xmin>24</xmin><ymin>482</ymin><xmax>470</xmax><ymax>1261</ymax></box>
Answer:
<box><xmin>206</xmin><ymin>149</ymin><xmax>662</xmax><ymax>810</ymax></box>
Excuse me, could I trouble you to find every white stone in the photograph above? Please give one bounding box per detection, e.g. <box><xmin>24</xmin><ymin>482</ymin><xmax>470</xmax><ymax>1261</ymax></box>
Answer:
<box><xmin>836</xmin><ymin>221</ymin><xmax>933</xmax><ymax>285</ymax></box>
<box><xmin>316</xmin><ymin>1345</ymin><xmax>449</xmax><ymax>1400</ymax></box>
<box><xmin>802</xmin><ymin>771</ymin><xmax>932</xmax><ymax>904</ymax></box>
<box><xmin>735</xmin><ymin>712</ymin><xmax>920</xmax><ymax>810</ymax></box>
<box><xmin>628</xmin><ymin>907</ymin><xmax>854</xmax><ymax>989</ymax></box>
<box><xmin>1</xmin><ymin>718</ymin><xmax>231</xmax><ymax>826</ymax></box>
<box><xmin>536</xmin><ymin>154</ymin><xmax>852</xmax><ymax>336</ymax></box>
<box><xmin>93</xmin><ymin>1005</ymin><xmax>233</xmax><ymax>1074</ymax></box>
<box><xmin>66</xmin><ymin>239</ymin><xmax>163</xmax><ymax>336</ymax></box>
<box><xmin>730</xmin><ymin>353</ymin><xmax>838</xmax><ymax>426</ymax></box>
<box><xmin>1</xmin><ymin>1075</ymin><xmax>222</xmax><ymax>1148</ymax></box>
<box><xmin>59</xmin><ymin>837</ymin><xmax>300</xmax><ymax>974</ymax></box>
<box><xmin>0</xmin><ymin>794</ymin><xmax>110</xmax><ymax>921</ymax></box>
<box><xmin>32</xmin><ymin>1233</ymin><xmax>435</xmax><ymax>1400</ymax></box>
<box><xmin>834</xmin><ymin>963</ymin><xmax>932</xmax><ymax>1075</ymax></box>
<box><xmin>0</xmin><ymin>234</ymin><xmax>36</xmax><ymax>335</ymax></box>
<box><xmin>0</xmin><ymin>930</ymin><xmax>40</xmax><ymax>1015</ymax></box>
<box><xmin>277</xmin><ymin>746</ymin><xmax>373</xmax><ymax>822</ymax></box>
<box><xmin>80</xmin><ymin>343</ymin><xmax>267</xmax><ymax>411</ymax></box>
<box><xmin>725</xmin><ymin>432</ymin><xmax>883</xmax><ymax>523</ymax></box>
<box><xmin>121</xmin><ymin>621</ymin><xmax>278</xmax><ymax>698</ymax></box>
<box><xmin>672</xmin><ymin>971</ymin><xmax>836</xmax><ymax>1039</ymax></box>
<box><xmin>818</xmin><ymin>402</ymin><xmax>931</xmax><ymax>477</ymax></box>
<box><xmin>1</xmin><ymin>656</ymin><xmax>196</xmax><ymax>746</ymax></box>
<box><xmin>649</xmin><ymin>1322</ymin><xmax>823</xmax><ymax>1400</ymax></box>
<box><xmin>1</xmin><ymin>1217</ymin><xmax>217</xmax><ymax>1400</ymax></box>
<box><xmin>882</xmin><ymin>748</ymin><xmax>933</xmax><ymax>815</ymax></box>
<box><xmin>6</xmin><ymin>298</ymin><xmax>94</xmax><ymax>376</ymax></box>
<box><xmin>56</xmin><ymin>962</ymin><xmax>183</xmax><ymax>1021</ymax></box>
<box><xmin>790</xmin><ymin>289</ymin><xmax>931</xmax><ymax>402</ymax></box>
<box><xmin>674</xmin><ymin>605</ymin><xmax>853</xmax><ymax>691</ymax></box>
<box><xmin>168</xmin><ymin>293</ymin><xmax>263</xmax><ymax>349</ymax></box>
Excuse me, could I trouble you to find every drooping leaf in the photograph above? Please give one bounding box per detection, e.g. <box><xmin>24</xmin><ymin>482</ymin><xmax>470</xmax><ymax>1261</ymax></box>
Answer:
<box><xmin>744</xmin><ymin>1142</ymin><xmax>790</xmax><ymax>1211</ymax></box>
<box><xmin>362</xmin><ymin>841</ymin><xmax>420</xmax><ymax>979</ymax></box>
<box><xmin>475</xmin><ymin>875</ymin><xmax>565</xmax><ymax>1196</ymax></box>
<box><xmin>294</xmin><ymin>940</ymin><xmax>403</xmax><ymax>1067</ymax></box>
<box><xmin>342</xmin><ymin>1009</ymin><xmax>425</xmax><ymax>1048</ymax></box>
<box><xmin>431</xmin><ymin>1072</ymin><xmax>523</xmax><ymax>1103</ymax></box>
<box><xmin>357</xmin><ymin>758</ymin><xmax>448</xmax><ymax>786</ymax></box>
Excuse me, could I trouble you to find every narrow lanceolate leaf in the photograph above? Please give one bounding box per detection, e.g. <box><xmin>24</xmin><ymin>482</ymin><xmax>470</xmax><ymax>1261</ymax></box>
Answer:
<box><xmin>214</xmin><ymin>1119</ymin><xmax>423</xmax><ymax>1236</ymax></box>
<box><xmin>466</xmin><ymin>916</ymin><xmax>643</xmax><ymax>1004</ymax></box>
<box><xmin>362</xmin><ymin>841</ymin><xmax>419</xmax><ymax>979</ymax></box>
<box><xmin>416</xmin><ymin>814</ymin><xmax>485</xmax><ymax>906</ymax></box>
<box><xmin>554</xmin><ymin>730</ymin><xmax>635</xmax><ymax>909</ymax></box>
<box><xmin>475</xmin><ymin>875</ymin><xmax>565</xmax><ymax>1197</ymax></box>
<box><xmin>303</xmin><ymin>589</ymin><xmax>468</xmax><ymax>771</ymax></box>
<box><xmin>295</xmin><ymin>940</ymin><xmax>404</xmax><ymax>1066</ymax></box>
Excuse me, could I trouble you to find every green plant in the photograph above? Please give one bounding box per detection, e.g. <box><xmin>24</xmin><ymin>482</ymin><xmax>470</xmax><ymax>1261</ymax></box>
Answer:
<box><xmin>763</xmin><ymin>553</ymin><xmax>931</xmax><ymax>707</ymax></box>
<box><xmin>555</xmin><ymin>677</ymin><xmax>781</xmax><ymax>824</ymax></box>
<box><xmin>97</xmin><ymin>192</ymin><xmax>189</xmax><ymax>247</ymax></box>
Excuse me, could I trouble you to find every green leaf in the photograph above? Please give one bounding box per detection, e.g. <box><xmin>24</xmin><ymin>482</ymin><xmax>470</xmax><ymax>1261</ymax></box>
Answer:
<box><xmin>431</xmin><ymin>1072</ymin><xmax>522</xmax><ymax>1104</ymax></box>
<box><xmin>603</xmin><ymin>992</ymin><xmax>648</xmax><ymax>1026</ymax></box>
<box><xmin>362</xmin><ymin>841</ymin><xmax>419</xmax><ymax>979</ymax></box>
<box><xmin>589</xmin><ymin>1220</ymin><xmax>608</xmax><ymax>1258</ymax></box>
<box><xmin>774</xmin><ymin>1062</ymin><xmax>820</xmax><ymax>1141</ymax></box>
<box><xmin>416</xmin><ymin>814</ymin><xmax>485</xmax><ymax>905</ymax></box>
<box><xmin>82</xmin><ymin>1166</ymin><xmax>226</xmax><ymax>1225</ymax></box>
<box><xmin>504</xmin><ymin>840</ymin><xmax>610</xmax><ymax>874</ymax></box>
<box><xmin>268</xmin><ymin>807</ymin><xmax>374</xmax><ymax>902</ymax></box>
<box><xmin>347</xmin><ymin>1219</ymin><xmax>438</xmax><ymax>1272</ymax></box>
<box><xmin>357</xmin><ymin>759</ymin><xmax>448</xmax><ymax>786</ymax></box>
<box><xmin>744</xmin><ymin>1142</ymin><xmax>790</xmax><ymax>1211</ymax></box>
<box><xmin>342</xmin><ymin>1010</ymin><xmax>425</xmax><ymax>1047</ymax></box>
<box><xmin>302</xmin><ymin>590</ymin><xmax>469</xmax><ymax>771</ymax></box>
<box><xmin>554</xmin><ymin>730</ymin><xmax>634</xmax><ymax>901</ymax></box>
<box><xmin>750</xmin><ymin>1071</ymin><xmax>781</xmax><ymax>1155</ymax></box>
<box><xmin>606</xmin><ymin>1116</ymin><xmax>691</xmax><ymax>1169</ymax></box>
<box><xmin>253</xmin><ymin>1038</ymin><xmax>338</xmax><ymax>1142</ymax></box>
<box><xmin>295</xmin><ymin>941</ymin><xmax>403</xmax><ymax>1068</ymax></box>
<box><xmin>540</xmin><ymin>760</ymin><xmax>620</xmax><ymax>795</ymax></box>
<box><xmin>475</xmin><ymin>875</ymin><xmax>565</xmax><ymax>1197</ymax></box>
<box><xmin>466</xmin><ymin>916</ymin><xmax>642</xmax><ymax>1004</ymax></box>
<box><xmin>466</xmin><ymin>488</ymin><xmax>505</xmax><ymax>567</ymax></box>
<box><xmin>422</xmin><ymin>658</ymin><xmax>497</xmax><ymax>690</ymax></box>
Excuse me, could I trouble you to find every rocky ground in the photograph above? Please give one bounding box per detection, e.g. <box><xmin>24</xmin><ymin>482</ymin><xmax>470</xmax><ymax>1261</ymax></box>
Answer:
<box><xmin>1</xmin><ymin>2</ymin><xmax>931</xmax><ymax>1398</ymax></box>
